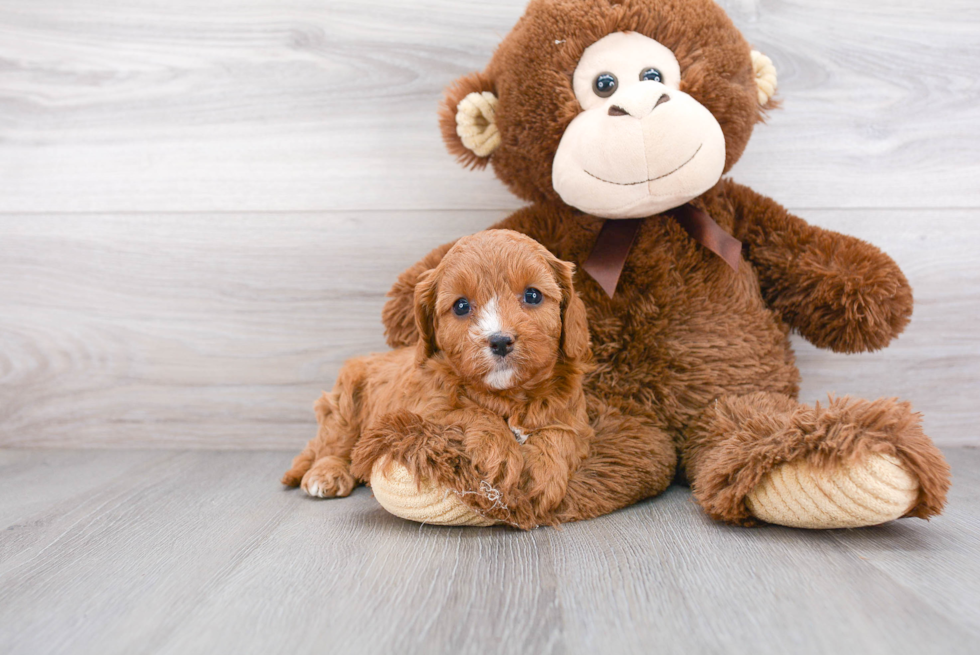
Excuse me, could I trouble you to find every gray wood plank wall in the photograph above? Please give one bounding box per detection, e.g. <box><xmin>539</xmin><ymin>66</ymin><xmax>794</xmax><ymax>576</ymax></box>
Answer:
<box><xmin>1</xmin><ymin>0</ymin><xmax>978</xmax><ymax>448</ymax></box>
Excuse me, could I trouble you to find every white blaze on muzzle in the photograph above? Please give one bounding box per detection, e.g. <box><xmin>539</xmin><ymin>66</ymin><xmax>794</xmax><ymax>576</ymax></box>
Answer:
<box><xmin>470</xmin><ymin>297</ymin><xmax>517</xmax><ymax>390</ymax></box>
<box><xmin>473</xmin><ymin>297</ymin><xmax>503</xmax><ymax>339</ymax></box>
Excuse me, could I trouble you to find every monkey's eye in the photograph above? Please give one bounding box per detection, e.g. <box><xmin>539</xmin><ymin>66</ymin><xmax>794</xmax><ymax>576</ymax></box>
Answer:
<box><xmin>640</xmin><ymin>67</ymin><xmax>663</xmax><ymax>83</ymax></box>
<box><xmin>523</xmin><ymin>288</ymin><xmax>543</xmax><ymax>305</ymax></box>
<box><xmin>452</xmin><ymin>298</ymin><xmax>471</xmax><ymax>316</ymax></box>
<box><xmin>593</xmin><ymin>73</ymin><xmax>618</xmax><ymax>98</ymax></box>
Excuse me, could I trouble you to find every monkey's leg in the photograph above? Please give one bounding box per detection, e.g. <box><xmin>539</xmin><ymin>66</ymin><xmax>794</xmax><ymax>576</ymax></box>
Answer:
<box><xmin>553</xmin><ymin>399</ymin><xmax>677</xmax><ymax>524</ymax></box>
<box><xmin>682</xmin><ymin>392</ymin><xmax>950</xmax><ymax>528</ymax></box>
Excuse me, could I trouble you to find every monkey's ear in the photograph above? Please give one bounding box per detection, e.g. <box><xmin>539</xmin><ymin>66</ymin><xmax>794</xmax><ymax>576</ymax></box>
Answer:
<box><xmin>751</xmin><ymin>51</ymin><xmax>778</xmax><ymax>108</ymax></box>
<box><xmin>439</xmin><ymin>72</ymin><xmax>500</xmax><ymax>169</ymax></box>
<box><xmin>413</xmin><ymin>269</ymin><xmax>440</xmax><ymax>366</ymax></box>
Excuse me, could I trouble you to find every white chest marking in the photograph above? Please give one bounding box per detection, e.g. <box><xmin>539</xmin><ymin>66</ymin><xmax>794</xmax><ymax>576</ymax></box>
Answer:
<box><xmin>510</xmin><ymin>425</ymin><xmax>529</xmax><ymax>444</ymax></box>
<box><xmin>484</xmin><ymin>367</ymin><xmax>515</xmax><ymax>390</ymax></box>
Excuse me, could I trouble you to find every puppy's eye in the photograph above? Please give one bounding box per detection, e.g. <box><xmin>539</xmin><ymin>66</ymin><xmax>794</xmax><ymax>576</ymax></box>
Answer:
<box><xmin>452</xmin><ymin>298</ymin><xmax>471</xmax><ymax>316</ymax></box>
<box><xmin>593</xmin><ymin>72</ymin><xmax>618</xmax><ymax>98</ymax></box>
<box><xmin>523</xmin><ymin>288</ymin><xmax>543</xmax><ymax>305</ymax></box>
<box><xmin>640</xmin><ymin>67</ymin><xmax>663</xmax><ymax>83</ymax></box>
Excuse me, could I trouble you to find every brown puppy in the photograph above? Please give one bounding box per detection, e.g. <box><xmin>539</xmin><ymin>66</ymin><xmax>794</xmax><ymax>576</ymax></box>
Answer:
<box><xmin>282</xmin><ymin>229</ymin><xmax>592</xmax><ymax>524</ymax></box>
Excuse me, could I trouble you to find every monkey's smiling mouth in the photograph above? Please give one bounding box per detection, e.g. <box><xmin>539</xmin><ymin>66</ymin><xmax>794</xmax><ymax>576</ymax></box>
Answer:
<box><xmin>584</xmin><ymin>143</ymin><xmax>703</xmax><ymax>186</ymax></box>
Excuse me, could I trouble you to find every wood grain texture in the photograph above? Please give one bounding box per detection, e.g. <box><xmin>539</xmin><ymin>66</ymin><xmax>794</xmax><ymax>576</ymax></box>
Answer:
<box><xmin>1</xmin><ymin>209</ymin><xmax>977</xmax><ymax>449</ymax></box>
<box><xmin>0</xmin><ymin>210</ymin><xmax>497</xmax><ymax>448</ymax></box>
<box><xmin>0</xmin><ymin>447</ymin><xmax>978</xmax><ymax>655</ymax></box>
<box><xmin>0</xmin><ymin>0</ymin><xmax>977</xmax><ymax>213</ymax></box>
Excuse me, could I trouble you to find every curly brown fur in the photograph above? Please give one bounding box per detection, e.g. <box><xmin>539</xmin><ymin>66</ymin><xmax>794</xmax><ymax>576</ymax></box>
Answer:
<box><xmin>377</xmin><ymin>0</ymin><xmax>949</xmax><ymax>528</ymax></box>
<box><xmin>284</xmin><ymin>230</ymin><xmax>593</xmax><ymax>526</ymax></box>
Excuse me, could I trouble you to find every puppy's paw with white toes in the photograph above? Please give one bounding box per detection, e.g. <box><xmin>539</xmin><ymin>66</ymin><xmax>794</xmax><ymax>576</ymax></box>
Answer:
<box><xmin>300</xmin><ymin>457</ymin><xmax>356</xmax><ymax>499</ymax></box>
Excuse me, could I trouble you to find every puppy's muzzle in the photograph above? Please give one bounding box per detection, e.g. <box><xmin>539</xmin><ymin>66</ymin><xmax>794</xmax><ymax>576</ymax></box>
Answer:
<box><xmin>488</xmin><ymin>332</ymin><xmax>515</xmax><ymax>358</ymax></box>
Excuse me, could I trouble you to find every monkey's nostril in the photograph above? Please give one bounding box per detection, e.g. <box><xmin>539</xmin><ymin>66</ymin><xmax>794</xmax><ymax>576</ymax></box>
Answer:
<box><xmin>609</xmin><ymin>95</ymin><xmax>669</xmax><ymax>118</ymax></box>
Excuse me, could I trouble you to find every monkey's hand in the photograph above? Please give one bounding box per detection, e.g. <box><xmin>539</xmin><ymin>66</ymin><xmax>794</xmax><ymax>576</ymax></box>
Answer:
<box><xmin>767</xmin><ymin>235</ymin><xmax>912</xmax><ymax>353</ymax></box>
<box><xmin>727</xmin><ymin>180</ymin><xmax>912</xmax><ymax>353</ymax></box>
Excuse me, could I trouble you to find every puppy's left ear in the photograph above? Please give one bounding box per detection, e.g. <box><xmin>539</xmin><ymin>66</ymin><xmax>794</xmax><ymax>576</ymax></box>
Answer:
<box><xmin>549</xmin><ymin>257</ymin><xmax>590</xmax><ymax>363</ymax></box>
<box><xmin>413</xmin><ymin>269</ymin><xmax>439</xmax><ymax>365</ymax></box>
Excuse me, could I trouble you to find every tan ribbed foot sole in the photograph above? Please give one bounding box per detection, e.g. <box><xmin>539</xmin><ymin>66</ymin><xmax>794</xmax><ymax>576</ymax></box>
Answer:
<box><xmin>369</xmin><ymin>459</ymin><xmax>499</xmax><ymax>527</ymax></box>
<box><xmin>746</xmin><ymin>453</ymin><xmax>919</xmax><ymax>529</ymax></box>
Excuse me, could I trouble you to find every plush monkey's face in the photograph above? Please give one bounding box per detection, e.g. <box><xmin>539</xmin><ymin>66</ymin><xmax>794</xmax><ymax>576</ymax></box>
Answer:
<box><xmin>552</xmin><ymin>32</ymin><xmax>727</xmax><ymax>219</ymax></box>
<box><xmin>440</xmin><ymin>0</ymin><xmax>777</xmax><ymax>218</ymax></box>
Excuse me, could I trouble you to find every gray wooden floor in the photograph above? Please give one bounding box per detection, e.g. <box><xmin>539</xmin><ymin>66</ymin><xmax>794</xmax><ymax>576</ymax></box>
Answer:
<box><xmin>0</xmin><ymin>447</ymin><xmax>978</xmax><ymax>655</ymax></box>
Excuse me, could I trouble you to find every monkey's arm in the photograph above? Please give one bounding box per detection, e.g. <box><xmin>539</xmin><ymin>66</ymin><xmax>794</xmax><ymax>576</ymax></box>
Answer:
<box><xmin>724</xmin><ymin>179</ymin><xmax>912</xmax><ymax>353</ymax></box>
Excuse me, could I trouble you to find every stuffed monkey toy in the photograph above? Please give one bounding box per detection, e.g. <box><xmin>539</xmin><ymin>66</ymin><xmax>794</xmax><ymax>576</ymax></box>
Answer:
<box><xmin>350</xmin><ymin>0</ymin><xmax>950</xmax><ymax>529</ymax></box>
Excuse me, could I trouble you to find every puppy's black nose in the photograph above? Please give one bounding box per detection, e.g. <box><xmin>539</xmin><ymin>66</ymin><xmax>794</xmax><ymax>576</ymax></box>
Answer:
<box><xmin>488</xmin><ymin>333</ymin><xmax>514</xmax><ymax>357</ymax></box>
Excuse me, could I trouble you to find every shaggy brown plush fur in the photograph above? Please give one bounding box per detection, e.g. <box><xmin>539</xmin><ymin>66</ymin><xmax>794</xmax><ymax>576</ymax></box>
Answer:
<box><xmin>284</xmin><ymin>230</ymin><xmax>593</xmax><ymax>526</ymax></box>
<box><xmin>375</xmin><ymin>0</ymin><xmax>950</xmax><ymax>527</ymax></box>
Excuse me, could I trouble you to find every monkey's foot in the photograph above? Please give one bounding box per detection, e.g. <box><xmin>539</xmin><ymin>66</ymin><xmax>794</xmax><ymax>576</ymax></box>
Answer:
<box><xmin>745</xmin><ymin>453</ymin><xmax>919</xmax><ymax>529</ymax></box>
<box><xmin>370</xmin><ymin>458</ymin><xmax>499</xmax><ymax>527</ymax></box>
<box><xmin>687</xmin><ymin>394</ymin><xmax>950</xmax><ymax>527</ymax></box>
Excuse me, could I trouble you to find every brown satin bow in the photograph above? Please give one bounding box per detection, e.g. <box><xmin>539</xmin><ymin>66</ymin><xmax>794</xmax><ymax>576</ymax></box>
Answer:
<box><xmin>582</xmin><ymin>204</ymin><xmax>742</xmax><ymax>297</ymax></box>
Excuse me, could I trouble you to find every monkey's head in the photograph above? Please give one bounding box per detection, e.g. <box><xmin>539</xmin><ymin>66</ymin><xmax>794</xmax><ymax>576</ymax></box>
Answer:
<box><xmin>440</xmin><ymin>0</ymin><xmax>777</xmax><ymax>218</ymax></box>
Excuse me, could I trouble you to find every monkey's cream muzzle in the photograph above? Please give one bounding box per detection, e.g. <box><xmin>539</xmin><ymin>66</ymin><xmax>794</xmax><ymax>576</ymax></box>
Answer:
<box><xmin>552</xmin><ymin>81</ymin><xmax>726</xmax><ymax>219</ymax></box>
<box><xmin>550</xmin><ymin>31</ymin><xmax>728</xmax><ymax>219</ymax></box>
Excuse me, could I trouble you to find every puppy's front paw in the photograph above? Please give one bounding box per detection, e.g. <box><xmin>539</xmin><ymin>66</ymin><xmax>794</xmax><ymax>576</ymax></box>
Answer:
<box><xmin>521</xmin><ymin>447</ymin><xmax>569</xmax><ymax>515</ymax></box>
<box><xmin>300</xmin><ymin>456</ymin><xmax>356</xmax><ymax>499</ymax></box>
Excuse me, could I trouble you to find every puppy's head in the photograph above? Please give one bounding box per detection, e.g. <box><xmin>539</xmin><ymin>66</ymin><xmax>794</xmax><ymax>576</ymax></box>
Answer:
<box><xmin>414</xmin><ymin>229</ymin><xmax>589</xmax><ymax>392</ymax></box>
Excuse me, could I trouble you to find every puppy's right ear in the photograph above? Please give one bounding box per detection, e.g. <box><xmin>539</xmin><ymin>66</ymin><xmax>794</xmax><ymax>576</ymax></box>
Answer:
<box><xmin>414</xmin><ymin>269</ymin><xmax>440</xmax><ymax>365</ymax></box>
<box><xmin>548</xmin><ymin>257</ymin><xmax>591</xmax><ymax>364</ymax></box>
<box><xmin>439</xmin><ymin>72</ymin><xmax>500</xmax><ymax>170</ymax></box>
